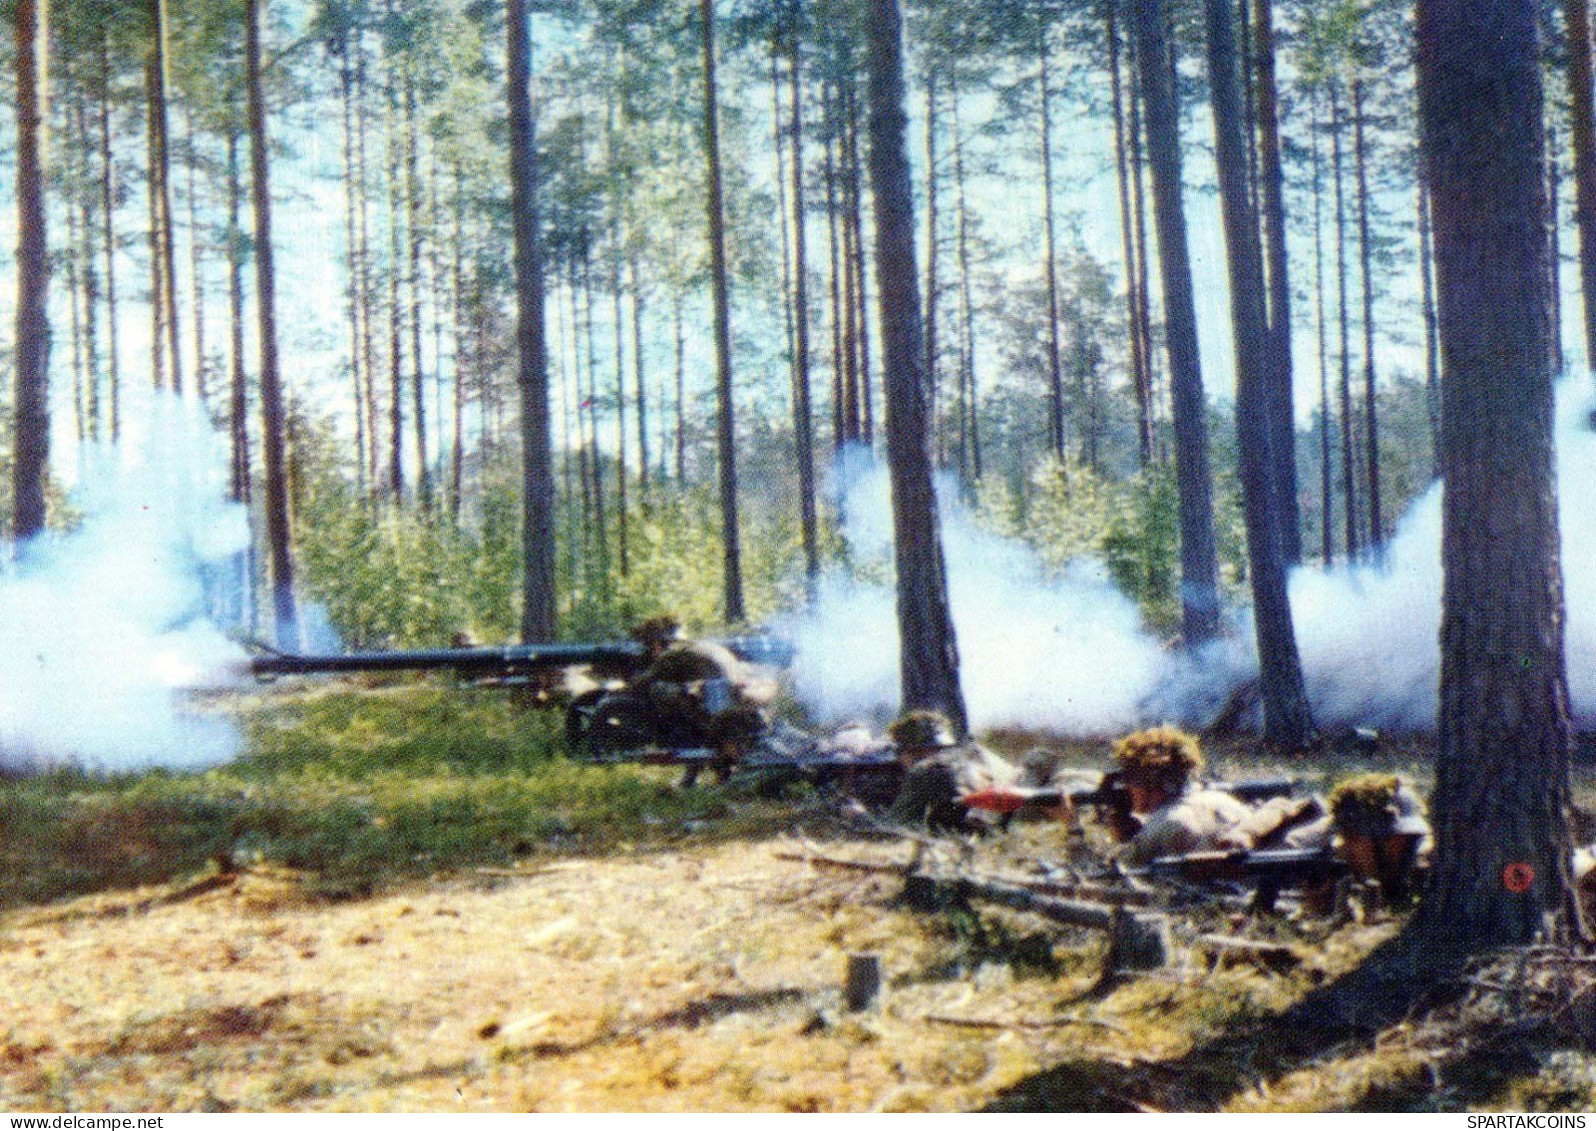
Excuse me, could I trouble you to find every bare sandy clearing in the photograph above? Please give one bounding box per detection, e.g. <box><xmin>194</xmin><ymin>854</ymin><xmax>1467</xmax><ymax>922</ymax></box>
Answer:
<box><xmin>0</xmin><ymin>836</ymin><xmax>1130</xmax><ymax>1112</ymax></box>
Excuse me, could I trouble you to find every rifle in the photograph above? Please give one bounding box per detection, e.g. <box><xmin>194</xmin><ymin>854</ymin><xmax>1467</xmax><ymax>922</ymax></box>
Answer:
<box><xmin>1143</xmin><ymin>846</ymin><xmax>1348</xmax><ymax>911</ymax></box>
<box><xmin>640</xmin><ymin>745</ymin><xmax>903</xmax><ymax>797</ymax></box>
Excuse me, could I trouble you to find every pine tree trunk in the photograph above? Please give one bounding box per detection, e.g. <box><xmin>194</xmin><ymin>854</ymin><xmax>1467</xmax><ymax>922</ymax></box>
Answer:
<box><xmin>773</xmin><ymin>48</ymin><xmax>797</xmax><ymax>405</ymax></box>
<box><xmin>1312</xmin><ymin>91</ymin><xmax>1334</xmax><ymax>565</ymax></box>
<box><xmin>674</xmin><ymin>286</ymin><xmax>687</xmax><ymax>481</ymax></box>
<box><xmin>1563</xmin><ymin>0</ymin><xmax>1596</xmax><ymax>374</ymax></box>
<box><xmin>1040</xmin><ymin>34</ymin><xmax>1068</xmax><ymax>472</ymax></box>
<box><xmin>98</xmin><ymin>31</ymin><xmax>122</xmax><ymax>443</ymax></box>
<box><xmin>824</xmin><ymin>83</ymin><xmax>846</xmax><ymax>450</ymax></box>
<box><xmin>837</xmin><ymin>80</ymin><xmax>860</xmax><ymax>446</ymax></box>
<box><xmin>864</xmin><ymin>0</ymin><xmax>967</xmax><ymax>736</ymax></box>
<box><xmin>1353</xmin><ymin>78</ymin><xmax>1383</xmax><ymax>552</ymax></box>
<box><xmin>508</xmin><ymin>0</ymin><xmax>557</xmax><ymax>641</ymax></box>
<box><xmin>1130</xmin><ymin>0</ymin><xmax>1220</xmax><ymax>645</ymax></box>
<box><xmin>631</xmin><ymin>259</ymin><xmax>649</xmax><ymax>500</ymax></box>
<box><xmin>847</xmin><ymin>83</ymin><xmax>874</xmax><ymax>445</ymax></box>
<box><xmin>13</xmin><ymin>0</ymin><xmax>50</xmax><ymax>541</ymax></box>
<box><xmin>226</xmin><ymin>131</ymin><xmax>251</xmax><ymax>506</ymax></box>
<box><xmin>789</xmin><ymin>5</ymin><xmax>820</xmax><ymax>590</ymax></box>
<box><xmin>405</xmin><ymin>69</ymin><xmax>431</xmax><ymax>511</ymax></box>
<box><xmin>1203</xmin><ymin>0</ymin><xmax>1314</xmax><ymax>748</ymax></box>
<box><xmin>146</xmin><ymin>0</ymin><xmax>182</xmax><ymax>394</ymax></box>
<box><xmin>580</xmin><ymin>256</ymin><xmax>609</xmax><ymax>597</ymax></box>
<box><xmin>247</xmin><ymin>0</ymin><xmax>300</xmax><ymax>649</ymax></box>
<box><xmin>339</xmin><ymin>39</ymin><xmax>369</xmax><ymax>497</ymax></box>
<box><xmin>1330</xmin><ymin>82</ymin><xmax>1360</xmax><ymax>559</ymax></box>
<box><xmin>354</xmin><ymin>32</ymin><xmax>380</xmax><ymax>495</ymax></box>
<box><xmin>1252</xmin><ymin>0</ymin><xmax>1297</xmax><ymax>564</ymax></box>
<box><xmin>1128</xmin><ymin>25</ymin><xmax>1157</xmax><ymax>461</ymax></box>
<box><xmin>183</xmin><ymin>108</ymin><xmax>209</xmax><ymax>403</ymax></box>
<box><xmin>386</xmin><ymin>52</ymin><xmax>405</xmax><ymax>502</ymax></box>
<box><xmin>66</xmin><ymin>166</ymin><xmax>86</xmax><ymax>445</ymax></box>
<box><xmin>1415</xmin><ymin>0</ymin><xmax>1578</xmax><ymax>961</ymax></box>
<box><xmin>611</xmin><ymin>233</ymin><xmax>629</xmax><ymax>578</ymax></box>
<box><xmin>452</xmin><ymin>176</ymin><xmax>467</xmax><ymax>521</ymax></box>
<box><xmin>923</xmin><ymin>76</ymin><xmax>941</xmax><ymax>456</ymax></box>
<box><xmin>73</xmin><ymin>92</ymin><xmax>102</xmax><ymax>443</ymax></box>
<box><xmin>700</xmin><ymin>0</ymin><xmax>745</xmax><ymax>623</ymax></box>
<box><xmin>1108</xmin><ymin>0</ymin><xmax>1152</xmax><ymax>470</ymax></box>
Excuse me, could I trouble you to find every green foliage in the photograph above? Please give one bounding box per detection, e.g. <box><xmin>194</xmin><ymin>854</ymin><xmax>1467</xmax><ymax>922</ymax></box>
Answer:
<box><xmin>561</xmin><ymin>481</ymin><xmax>812</xmax><ymax>639</ymax></box>
<box><xmin>976</xmin><ymin>452</ymin><xmax>1249</xmax><ymax>637</ymax></box>
<box><xmin>1099</xmin><ymin>468</ymin><xmax>1183</xmax><ymax>634</ymax></box>
<box><xmin>0</xmin><ymin>685</ymin><xmax>790</xmax><ymax>911</ymax></box>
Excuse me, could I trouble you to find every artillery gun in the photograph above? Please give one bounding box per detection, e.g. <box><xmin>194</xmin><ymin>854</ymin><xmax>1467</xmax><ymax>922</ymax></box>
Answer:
<box><xmin>247</xmin><ymin>633</ymin><xmax>797</xmax><ymax>763</ymax></box>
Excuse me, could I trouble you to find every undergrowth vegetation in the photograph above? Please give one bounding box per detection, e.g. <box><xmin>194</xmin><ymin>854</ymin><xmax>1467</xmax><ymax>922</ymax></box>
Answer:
<box><xmin>0</xmin><ymin>682</ymin><xmax>794</xmax><ymax>910</ymax></box>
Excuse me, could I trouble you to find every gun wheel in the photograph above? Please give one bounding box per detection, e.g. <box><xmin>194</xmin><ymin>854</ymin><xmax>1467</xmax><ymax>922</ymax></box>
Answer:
<box><xmin>565</xmin><ymin>689</ymin><xmax>606</xmax><ymax>753</ymax></box>
<box><xmin>580</xmin><ymin>694</ymin><xmax>657</xmax><ymax>759</ymax></box>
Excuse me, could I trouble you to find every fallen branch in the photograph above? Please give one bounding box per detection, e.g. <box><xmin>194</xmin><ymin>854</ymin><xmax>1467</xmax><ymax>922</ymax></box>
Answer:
<box><xmin>774</xmin><ymin>848</ymin><xmax>915</xmax><ymax>876</ymax></box>
<box><xmin>1193</xmin><ymin>934</ymin><xmax>1303</xmax><ymax>973</ymax></box>
<box><xmin>923</xmin><ymin>1012</ymin><xmax>1131</xmax><ymax>1035</ymax></box>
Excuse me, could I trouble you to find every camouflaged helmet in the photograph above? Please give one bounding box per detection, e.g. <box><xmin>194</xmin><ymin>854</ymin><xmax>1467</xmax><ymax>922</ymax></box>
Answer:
<box><xmin>1113</xmin><ymin>725</ymin><xmax>1204</xmax><ymax>786</ymax></box>
<box><xmin>1329</xmin><ymin>773</ymin><xmax>1430</xmax><ymax>838</ymax></box>
<box><xmin>630</xmin><ymin>613</ymin><xmax>684</xmax><ymax>649</ymax></box>
<box><xmin>888</xmin><ymin>709</ymin><xmax>959</xmax><ymax>751</ymax></box>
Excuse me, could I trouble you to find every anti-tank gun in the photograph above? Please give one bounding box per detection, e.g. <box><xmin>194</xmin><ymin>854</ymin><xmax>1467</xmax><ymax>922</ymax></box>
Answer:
<box><xmin>247</xmin><ymin>634</ymin><xmax>797</xmax><ymax>759</ymax></box>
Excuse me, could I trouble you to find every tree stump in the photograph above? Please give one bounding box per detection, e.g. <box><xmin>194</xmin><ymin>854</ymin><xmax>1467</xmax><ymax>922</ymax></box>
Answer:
<box><xmin>845</xmin><ymin>952</ymin><xmax>884</xmax><ymax>1011</ymax></box>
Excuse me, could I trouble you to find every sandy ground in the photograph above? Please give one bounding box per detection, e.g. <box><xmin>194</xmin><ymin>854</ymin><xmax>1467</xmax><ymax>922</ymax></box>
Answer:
<box><xmin>0</xmin><ymin>834</ymin><xmax>1140</xmax><ymax>1113</ymax></box>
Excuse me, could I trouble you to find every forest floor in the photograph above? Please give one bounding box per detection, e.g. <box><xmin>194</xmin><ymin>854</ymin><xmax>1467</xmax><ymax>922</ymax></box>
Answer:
<box><xmin>1</xmin><ymin>685</ymin><xmax>1594</xmax><ymax>1112</ymax></box>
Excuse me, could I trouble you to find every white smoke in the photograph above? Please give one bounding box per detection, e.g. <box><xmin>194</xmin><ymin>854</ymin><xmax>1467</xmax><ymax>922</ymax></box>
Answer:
<box><xmin>783</xmin><ymin>381</ymin><xmax>1596</xmax><ymax>736</ymax></box>
<box><xmin>0</xmin><ymin>395</ymin><xmax>249</xmax><ymax>772</ymax></box>
<box><xmin>781</xmin><ymin>452</ymin><xmax>1175</xmax><ymax>735</ymax></box>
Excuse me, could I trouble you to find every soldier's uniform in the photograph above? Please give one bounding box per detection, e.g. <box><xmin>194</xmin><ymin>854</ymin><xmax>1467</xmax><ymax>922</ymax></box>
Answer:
<box><xmin>1107</xmin><ymin>726</ymin><xmax>1260</xmax><ymax>865</ymax></box>
<box><xmin>630</xmin><ymin>618</ymin><xmax>774</xmax><ymax>746</ymax></box>
<box><xmin>1281</xmin><ymin>773</ymin><xmax>1431</xmax><ymax>907</ymax></box>
<box><xmin>1119</xmin><ymin>785</ymin><xmax>1256</xmax><ymax>865</ymax></box>
<box><xmin>885</xmin><ymin>710</ymin><xmax>1018</xmax><ymax>834</ymax></box>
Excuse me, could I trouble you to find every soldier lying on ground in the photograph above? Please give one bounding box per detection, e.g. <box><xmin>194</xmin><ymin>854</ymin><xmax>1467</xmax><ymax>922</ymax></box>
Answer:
<box><xmin>885</xmin><ymin>709</ymin><xmax>1019</xmax><ymax>835</ymax></box>
<box><xmin>1100</xmin><ymin>726</ymin><xmax>1262</xmax><ymax>865</ymax></box>
<box><xmin>1292</xmin><ymin>772</ymin><xmax>1432</xmax><ymax>909</ymax></box>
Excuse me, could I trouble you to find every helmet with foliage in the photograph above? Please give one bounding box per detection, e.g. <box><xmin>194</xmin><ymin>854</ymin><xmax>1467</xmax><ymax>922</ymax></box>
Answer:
<box><xmin>1113</xmin><ymin>725</ymin><xmax>1203</xmax><ymax>787</ymax></box>
<box><xmin>887</xmin><ymin>709</ymin><xmax>959</xmax><ymax>751</ymax></box>
<box><xmin>1329</xmin><ymin>773</ymin><xmax>1429</xmax><ymax>838</ymax></box>
<box><xmin>630</xmin><ymin>614</ymin><xmax>684</xmax><ymax>649</ymax></box>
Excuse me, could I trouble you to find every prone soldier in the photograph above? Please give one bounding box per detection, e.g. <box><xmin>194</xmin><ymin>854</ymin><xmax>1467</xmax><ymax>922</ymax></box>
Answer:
<box><xmin>1304</xmin><ymin>772</ymin><xmax>1432</xmax><ymax>907</ymax></box>
<box><xmin>1103</xmin><ymin>726</ymin><xmax>1258</xmax><ymax>865</ymax></box>
<box><xmin>885</xmin><ymin>709</ymin><xmax>1019</xmax><ymax>834</ymax></box>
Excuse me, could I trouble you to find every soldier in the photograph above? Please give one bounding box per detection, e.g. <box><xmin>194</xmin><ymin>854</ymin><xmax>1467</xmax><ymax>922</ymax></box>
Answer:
<box><xmin>886</xmin><ymin>709</ymin><xmax>1018</xmax><ymax>834</ymax></box>
<box><xmin>1105</xmin><ymin>726</ymin><xmax>1256</xmax><ymax>866</ymax></box>
<box><xmin>1322</xmin><ymin>772</ymin><xmax>1431</xmax><ymax>904</ymax></box>
<box><xmin>627</xmin><ymin>614</ymin><xmax>775</xmax><ymax>746</ymax></box>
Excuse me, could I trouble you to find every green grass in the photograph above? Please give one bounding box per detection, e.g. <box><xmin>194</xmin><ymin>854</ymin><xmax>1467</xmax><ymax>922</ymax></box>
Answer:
<box><xmin>0</xmin><ymin>681</ymin><xmax>794</xmax><ymax>910</ymax></box>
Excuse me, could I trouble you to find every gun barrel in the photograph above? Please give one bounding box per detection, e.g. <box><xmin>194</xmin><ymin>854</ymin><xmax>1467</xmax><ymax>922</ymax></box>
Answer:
<box><xmin>1212</xmin><ymin>776</ymin><xmax>1296</xmax><ymax>803</ymax></box>
<box><xmin>250</xmin><ymin>642</ymin><xmax>647</xmax><ymax>679</ymax></box>
<box><xmin>249</xmin><ymin>634</ymin><xmax>796</xmax><ymax>682</ymax></box>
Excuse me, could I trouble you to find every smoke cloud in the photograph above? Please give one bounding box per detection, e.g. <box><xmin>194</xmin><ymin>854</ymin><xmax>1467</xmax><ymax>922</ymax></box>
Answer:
<box><xmin>783</xmin><ymin>382</ymin><xmax>1596</xmax><ymax>737</ymax></box>
<box><xmin>0</xmin><ymin>395</ymin><xmax>249</xmax><ymax>773</ymax></box>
